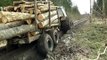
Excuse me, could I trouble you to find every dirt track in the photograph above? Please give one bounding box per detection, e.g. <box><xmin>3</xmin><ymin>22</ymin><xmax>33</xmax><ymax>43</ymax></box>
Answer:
<box><xmin>0</xmin><ymin>43</ymin><xmax>44</xmax><ymax>60</ymax></box>
<box><xmin>45</xmin><ymin>17</ymin><xmax>89</xmax><ymax>60</ymax></box>
<box><xmin>0</xmin><ymin>17</ymin><xmax>89</xmax><ymax>60</ymax></box>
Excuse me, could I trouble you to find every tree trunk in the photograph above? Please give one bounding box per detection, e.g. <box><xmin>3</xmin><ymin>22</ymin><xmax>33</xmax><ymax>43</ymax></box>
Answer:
<box><xmin>46</xmin><ymin>23</ymin><xmax>59</xmax><ymax>28</ymax></box>
<box><xmin>45</xmin><ymin>18</ymin><xmax>59</xmax><ymax>27</ymax></box>
<box><xmin>37</xmin><ymin>10</ymin><xmax>57</xmax><ymax>21</ymax></box>
<box><xmin>3</xmin><ymin>6</ymin><xmax>14</xmax><ymax>11</ymax></box>
<box><xmin>0</xmin><ymin>21</ymin><xmax>24</xmax><ymax>30</ymax></box>
<box><xmin>38</xmin><ymin>15</ymin><xmax>58</xmax><ymax>28</ymax></box>
<box><xmin>39</xmin><ymin>6</ymin><xmax>57</xmax><ymax>12</ymax></box>
<box><xmin>0</xmin><ymin>25</ymin><xmax>36</xmax><ymax>40</ymax></box>
<box><xmin>0</xmin><ymin>11</ymin><xmax>35</xmax><ymax>23</ymax></box>
<box><xmin>13</xmin><ymin>1</ymin><xmax>25</xmax><ymax>6</ymax></box>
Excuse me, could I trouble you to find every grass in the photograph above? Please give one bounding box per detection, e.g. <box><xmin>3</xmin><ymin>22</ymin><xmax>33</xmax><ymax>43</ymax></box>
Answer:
<box><xmin>74</xmin><ymin>20</ymin><xmax>107</xmax><ymax>60</ymax></box>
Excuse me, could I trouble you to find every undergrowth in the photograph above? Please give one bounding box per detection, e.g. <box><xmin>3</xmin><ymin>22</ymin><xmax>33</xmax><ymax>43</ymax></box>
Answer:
<box><xmin>75</xmin><ymin>22</ymin><xmax>107</xmax><ymax>60</ymax></box>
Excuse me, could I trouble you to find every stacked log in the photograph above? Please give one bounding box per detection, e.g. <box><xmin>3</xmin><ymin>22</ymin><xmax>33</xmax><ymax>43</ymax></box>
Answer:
<box><xmin>0</xmin><ymin>21</ymin><xmax>24</xmax><ymax>30</ymax></box>
<box><xmin>3</xmin><ymin>0</ymin><xmax>56</xmax><ymax>13</ymax></box>
<box><xmin>0</xmin><ymin>11</ymin><xmax>35</xmax><ymax>23</ymax></box>
<box><xmin>0</xmin><ymin>0</ymin><xmax>61</xmax><ymax>40</ymax></box>
<box><xmin>0</xmin><ymin>25</ymin><xmax>36</xmax><ymax>40</ymax></box>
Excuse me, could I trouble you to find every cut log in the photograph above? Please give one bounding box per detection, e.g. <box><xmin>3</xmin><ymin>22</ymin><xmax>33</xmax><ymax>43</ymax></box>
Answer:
<box><xmin>20</xmin><ymin>4</ymin><xmax>49</xmax><ymax>8</ymax></box>
<box><xmin>46</xmin><ymin>23</ymin><xmax>59</xmax><ymax>28</ymax></box>
<box><xmin>0</xmin><ymin>25</ymin><xmax>36</xmax><ymax>40</ymax></box>
<box><xmin>3</xmin><ymin>6</ymin><xmax>14</xmax><ymax>11</ymax></box>
<box><xmin>39</xmin><ymin>6</ymin><xmax>57</xmax><ymax>12</ymax></box>
<box><xmin>21</xmin><ymin>4</ymin><xmax>34</xmax><ymax>8</ymax></box>
<box><xmin>14</xmin><ymin>5</ymin><xmax>41</xmax><ymax>14</ymax></box>
<box><xmin>0</xmin><ymin>40</ymin><xmax>7</xmax><ymax>47</ymax></box>
<box><xmin>13</xmin><ymin>1</ymin><xmax>25</xmax><ymax>6</ymax></box>
<box><xmin>51</xmin><ymin>19</ymin><xmax>59</xmax><ymax>24</ymax></box>
<box><xmin>0</xmin><ymin>16</ymin><xmax>2</xmax><ymax>23</ymax></box>
<box><xmin>37</xmin><ymin>10</ymin><xmax>57</xmax><ymax>21</ymax></box>
<box><xmin>38</xmin><ymin>15</ymin><xmax>58</xmax><ymax>28</ymax></box>
<box><xmin>0</xmin><ymin>21</ymin><xmax>25</xmax><ymax>30</ymax></box>
<box><xmin>23</xmin><ymin>8</ymin><xmax>41</xmax><ymax>14</ymax></box>
<box><xmin>44</xmin><ymin>18</ymin><xmax>59</xmax><ymax>28</ymax></box>
<box><xmin>25</xmin><ymin>2</ymin><xmax>33</xmax><ymax>5</ymax></box>
<box><xmin>45</xmin><ymin>18</ymin><xmax>59</xmax><ymax>27</ymax></box>
<box><xmin>13</xmin><ymin>1</ymin><xmax>34</xmax><ymax>6</ymax></box>
<box><xmin>0</xmin><ymin>11</ymin><xmax>35</xmax><ymax>23</ymax></box>
<box><xmin>21</xmin><ymin>4</ymin><xmax>49</xmax><ymax>8</ymax></box>
<box><xmin>14</xmin><ymin>6</ymin><xmax>21</xmax><ymax>11</ymax></box>
<box><xmin>25</xmin><ymin>8</ymin><xmax>34</xmax><ymax>12</ymax></box>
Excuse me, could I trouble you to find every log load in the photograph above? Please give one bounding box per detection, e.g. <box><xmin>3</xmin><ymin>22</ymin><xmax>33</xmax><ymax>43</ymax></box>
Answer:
<box><xmin>0</xmin><ymin>10</ymin><xmax>58</xmax><ymax>23</ymax></box>
<box><xmin>37</xmin><ymin>10</ymin><xmax>57</xmax><ymax>21</ymax></box>
<box><xmin>3</xmin><ymin>6</ymin><xmax>14</xmax><ymax>11</ymax></box>
<box><xmin>13</xmin><ymin>1</ymin><xmax>44</xmax><ymax>6</ymax></box>
<box><xmin>13</xmin><ymin>1</ymin><xmax>25</xmax><ymax>6</ymax></box>
<box><xmin>38</xmin><ymin>15</ymin><xmax>58</xmax><ymax>28</ymax></box>
<box><xmin>0</xmin><ymin>0</ymin><xmax>61</xmax><ymax>41</ymax></box>
<box><xmin>13</xmin><ymin>1</ymin><xmax>53</xmax><ymax>6</ymax></box>
<box><xmin>39</xmin><ymin>6</ymin><xmax>57</xmax><ymax>12</ymax></box>
<box><xmin>40</xmin><ymin>18</ymin><xmax>59</xmax><ymax>28</ymax></box>
<box><xmin>14</xmin><ymin>4</ymin><xmax>56</xmax><ymax>12</ymax></box>
<box><xmin>0</xmin><ymin>25</ymin><xmax>36</xmax><ymax>40</ymax></box>
<box><xmin>3</xmin><ymin>0</ymin><xmax>57</xmax><ymax>13</ymax></box>
<box><xmin>0</xmin><ymin>21</ymin><xmax>24</xmax><ymax>30</ymax></box>
<box><xmin>0</xmin><ymin>11</ymin><xmax>35</xmax><ymax>23</ymax></box>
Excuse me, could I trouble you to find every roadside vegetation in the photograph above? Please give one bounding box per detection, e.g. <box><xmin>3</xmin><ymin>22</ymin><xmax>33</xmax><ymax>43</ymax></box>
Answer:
<box><xmin>93</xmin><ymin>0</ymin><xmax>107</xmax><ymax>17</ymax></box>
<box><xmin>0</xmin><ymin>0</ymin><xmax>13</xmax><ymax>7</ymax></box>
<box><xmin>52</xmin><ymin>0</ymin><xmax>80</xmax><ymax>19</ymax></box>
<box><xmin>74</xmin><ymin>20</ymin><xmax>107</xmax><ymax>60</ymax></box>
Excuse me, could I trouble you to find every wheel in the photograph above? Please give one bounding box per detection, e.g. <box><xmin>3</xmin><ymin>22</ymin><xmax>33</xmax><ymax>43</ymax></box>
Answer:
<box><xmin>60</xmin><ymin>18</ymin><xmax>71</xmax><ymax>33</ymax></box>
<box><xmin>48</xmin><ymin>30</ymin><xmax>59</xmax><ymax>45</ymax></box>
<box><xmin>37</xmin><ymin>33</ymin><xmax>54</xmax><ymax>57</ymax></box>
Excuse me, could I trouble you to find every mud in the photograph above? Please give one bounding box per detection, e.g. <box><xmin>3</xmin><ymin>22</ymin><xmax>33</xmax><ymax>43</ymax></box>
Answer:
<box><xmin>0</xmin><ymin>19</ymin><xmax>88</xmax><ymax>60</ymax></box>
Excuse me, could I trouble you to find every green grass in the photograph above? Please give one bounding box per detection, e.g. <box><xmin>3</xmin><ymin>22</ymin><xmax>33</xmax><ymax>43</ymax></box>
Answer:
<box><xmin>74</xmin><ymin>22</ymin><xmax>107</xmax><ymax>59</ymax></box>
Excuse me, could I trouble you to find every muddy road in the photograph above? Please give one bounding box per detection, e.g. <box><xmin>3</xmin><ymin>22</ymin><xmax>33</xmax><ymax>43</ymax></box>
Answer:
<box><xmin>0</xmin><ymin>17</ymin><xmax>89</xmax><ymax>60</ymax></box>
<box><xmin>0</xmin><ymin>43</ymin><xmax>44</xmax><ymax>60</ymax></box>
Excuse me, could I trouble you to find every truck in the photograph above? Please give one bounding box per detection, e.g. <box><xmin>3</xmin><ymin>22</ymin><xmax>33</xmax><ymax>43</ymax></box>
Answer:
<box><xmin>0</xmin><ymin>0</ymin><xmax>72</xmax><ymax>56</ymax></box>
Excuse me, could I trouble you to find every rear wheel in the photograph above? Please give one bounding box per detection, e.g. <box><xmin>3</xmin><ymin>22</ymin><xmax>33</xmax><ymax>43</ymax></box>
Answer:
<box><xmin>48</xmin><ymin>30</ymin><xmax>59</xmax><ymax>45</ymax></box>
<box><xmin>37</xmin><ymin>33</ymin><xmax>54</xmax><ymax>56</ymax></box>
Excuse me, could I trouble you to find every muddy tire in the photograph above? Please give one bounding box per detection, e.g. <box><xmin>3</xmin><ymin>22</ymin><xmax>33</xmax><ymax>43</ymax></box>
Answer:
<box><xmin>37</xmin><ymin>33</ymin><xmax>54</xmax><ymax>57</ymax></box>
<box><xmin>60</xmin><ymin>18</ymin><xmax>71</xmax><ymax>33</ymax></box>
<box><xmin>48</xmin><ymin>30</ymin><xmax>59</xmax><ymax>45</ymax></box>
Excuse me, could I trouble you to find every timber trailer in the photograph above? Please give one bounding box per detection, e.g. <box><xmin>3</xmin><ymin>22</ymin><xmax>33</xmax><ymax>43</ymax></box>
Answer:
<box><xmin>0</xmin><ymin>0</ymin><xmax>72</xmax><ymax>56</ymax></box>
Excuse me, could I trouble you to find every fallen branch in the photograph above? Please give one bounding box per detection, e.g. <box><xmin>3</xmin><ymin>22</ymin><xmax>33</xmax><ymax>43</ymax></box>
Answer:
<box><xmin>95</xmin><ymin>46</ymin><xmax>107</xmax><ymax>60</ymax></box>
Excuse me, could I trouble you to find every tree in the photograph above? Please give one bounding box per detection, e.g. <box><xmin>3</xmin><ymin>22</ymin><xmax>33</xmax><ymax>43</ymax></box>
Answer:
<box><xmin>72</xmin><ymin>6</ymin><xmax>80</xmax><ymax>15</ymax></box>
<box><xmin>0</xmin><ymin>0</ymin><xmax>13</xmax><ymax>7</ymax></box>
<box><xmin>52</xmin><ymin>0</ymin><xmax>72</xmax><ymax>12</ymax></box>
<box><xmin>93</xmin><ymin>0</ymin><xmax>107</xmax><ymax>17</ymax></box>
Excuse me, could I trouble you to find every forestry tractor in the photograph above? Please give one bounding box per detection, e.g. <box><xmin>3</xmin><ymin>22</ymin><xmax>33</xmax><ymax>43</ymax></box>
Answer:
<box><xmin>0</xmin><ymin>0</ymin><xmax>72</xmax><ymax>56</ymax></box>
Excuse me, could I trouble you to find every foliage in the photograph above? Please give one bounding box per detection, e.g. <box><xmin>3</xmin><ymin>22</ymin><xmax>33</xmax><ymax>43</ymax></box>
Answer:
<box><xmin>52</xmin><ymin>0</ymin><xmax>80</xmax><ymax>19</ymax></box>
<box><xmin>52</xmin><ymin>0</ymin><xmax>72</xmax><ymax>12</ymax></box>
<box><xmin>75</xmin><ymin>21</ymin><xmax>107</xmax><ymax>59</ymax></box>
<box><xmin>93</xmin><ymin>0</ymin><xmax>107</xmax><ymax>17</ymax></box>
<box><xmin>0</xmin><ymin>0</ymin><xmax>13</xmax><ymax>7</ymax></box>
<box><xmin>72</xmin><ymin>6</ymin><xmax>80</xmax><ymax>14</ymax></box>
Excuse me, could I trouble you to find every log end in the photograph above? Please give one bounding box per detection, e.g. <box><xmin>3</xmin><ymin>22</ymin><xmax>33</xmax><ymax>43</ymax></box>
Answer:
<box><xmin>38</xmin><ymin>23</ymin><xmax>44</xmax><ymax>29</ymax></box>
<box><xmin>37</xmin><ymin>14</ymin><xmax>44</xmax><ymax>21</ymax></box>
